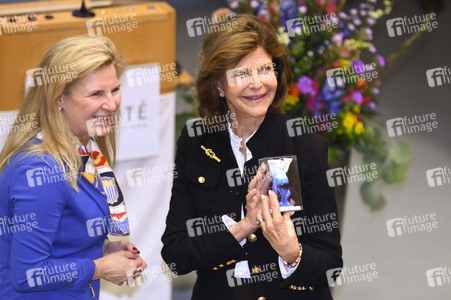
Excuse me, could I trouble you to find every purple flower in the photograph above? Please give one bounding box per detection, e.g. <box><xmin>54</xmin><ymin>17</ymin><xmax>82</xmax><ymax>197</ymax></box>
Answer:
<box><xmin>353</xmin><ymin>59</ymin><xmax>365</xmax><ymax>74</ymax></box>
<box><xmin>369</xmin><ymin>46</ymin><xmax>377</xmax><ymax>53</ymax></box>
<box><xmin>352</xmin><ymin>91</ymin><xmax>364</xmax><ymax>104</ymax></box>
<box><xmin>350</xmin><ymin>8</ymin><xmax>358</xmax><ymax>15</ymax></box>
<box><xmin>348</xmin><ymin>23</ymin><xmax>356</xmax><ymax>31</ymax></box>
<box><xmin>365</xmin><ymin>28</ymin><xmax>373</xmax><ymax>40</ymax></box>
<box><xmin>339</xmin><ymin>12</ymin><xmax>348</xmax><ymax>19</ymax></box>
<box><xmin>229</xmin><ymin>1</ymin><xmax>238</xmax><ymax>9</ymax></box>
<box><xmin>367</xmin><ymin>18</ymin><xmax>375</xmax><ymax>25</ymax></box>
<box><xmin>297</xmin><ymin>76</ymin><xmax>314</xmax><ymax>94</ymax></box>
<box><xmin>373</xmin><ymin>88</ymin><xmax>380</xmax><ymax>95</ymax></box>
<box><xmin>299</xmin><ymin>5</ymin><xmax>307</xmax><ymax>14</ymax></box>
<box><xmin>369</xmin><ymin>102</ymin><xmax>376</xmax><ymax>110</ymax></box>
<box><xmin>377</xmin><ymin>55</ymin><xmax>386</xmax><ymax>68</ymax></box>
<box><xmin>250</xmin><ymin>0</ymin><xmax>260</xmax><ymax>8</ymax></box>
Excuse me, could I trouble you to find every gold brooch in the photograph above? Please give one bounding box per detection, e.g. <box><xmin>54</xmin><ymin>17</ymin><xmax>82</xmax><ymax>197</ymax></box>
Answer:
<box><xmin>200</xmin><ymin>145</ymin><xmax>221</xmax><ymax>162</ymax></box>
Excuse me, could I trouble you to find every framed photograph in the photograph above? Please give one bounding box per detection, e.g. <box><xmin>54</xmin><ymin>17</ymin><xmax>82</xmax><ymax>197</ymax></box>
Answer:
<box><xmin>258</xmin><ymin>155</ymin><xmax>303</xmax><ymax>212</ymax></box>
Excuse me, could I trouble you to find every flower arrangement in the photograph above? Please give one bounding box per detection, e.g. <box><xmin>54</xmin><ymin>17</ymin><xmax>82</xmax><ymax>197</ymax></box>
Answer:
<box><xmin>225</xmin><ymin>0</ymin><xmax>416</xmax><ymax>209</ymax></box>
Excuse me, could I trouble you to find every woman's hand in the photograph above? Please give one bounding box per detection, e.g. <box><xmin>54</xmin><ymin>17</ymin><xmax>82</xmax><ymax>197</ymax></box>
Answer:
<box><xmin>258</xmin><ymin>190</ymin><xmax>300</xmax><ymax>263</ymax></box>
<box><xmin>97</xmin><ymin>241</ymin><xmax>147</xmax><ymax>285</ymax></box>
<box><xmin>93</xmin><ymin>250</ymin><xmax>144</xmax><ymax>286</ymax></box>
<box><xmin>102</xmin><ymin>240</ymin><xmax>140</xmax><ymax>256</ymax></box>
<box><xmin>228</xmin><ymin>171</ymin><xmax>264</xmax><ymax>242</ymax></box>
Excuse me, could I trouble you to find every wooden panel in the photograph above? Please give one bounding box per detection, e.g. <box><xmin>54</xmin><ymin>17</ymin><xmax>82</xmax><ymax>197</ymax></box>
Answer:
<box><xmin>0</xmin><ymin>2</ymin><xmax>175</xmax><ymax>110</ymax></box>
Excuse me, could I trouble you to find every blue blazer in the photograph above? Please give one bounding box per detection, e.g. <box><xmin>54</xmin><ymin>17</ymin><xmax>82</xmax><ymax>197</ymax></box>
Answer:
<box><xmin>0</xmin><ymin>151</ymin><xmax>110</xmax><ymax>299</ymax></box>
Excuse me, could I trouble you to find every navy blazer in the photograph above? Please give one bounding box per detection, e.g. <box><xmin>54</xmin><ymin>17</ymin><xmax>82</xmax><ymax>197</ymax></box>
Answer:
<box><xmin>162</xmin><ymin>112</ymin><xmax>343</xmax><ymax>300</ymax></box>
<box><xmin>0</xmin><ymin>151</ymin><xmax>110</xmax><ymax>299</ymax></box>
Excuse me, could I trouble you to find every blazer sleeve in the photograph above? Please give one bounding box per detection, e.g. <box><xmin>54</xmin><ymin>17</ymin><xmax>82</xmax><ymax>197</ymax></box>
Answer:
<box><xmin>161</xmin><ymin>127</ymin><xmax>247</xmax><ymax>275</ymax></box>
<box><xmin>8</xmin><ymin>155</ymin><xmax>95</xmax><ymax>293</ymax></box>
<box><xmin>280</xmin><ymin>135</ymin><xmax>343</xmax><ymax>288</ymax></box>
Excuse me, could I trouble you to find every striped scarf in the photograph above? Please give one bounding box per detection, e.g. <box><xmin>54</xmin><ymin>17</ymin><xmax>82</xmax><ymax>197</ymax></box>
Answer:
<box><xmin>76</xmin><ymin>137</ymin><xmax>130</xmax><ymax>236</ymax></box>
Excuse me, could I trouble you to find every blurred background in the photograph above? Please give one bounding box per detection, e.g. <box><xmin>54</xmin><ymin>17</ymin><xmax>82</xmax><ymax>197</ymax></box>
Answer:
<box><xmin>1</xmin><ymin>0</ymin><xmax>450</xmax><ymax>299</ymax></box>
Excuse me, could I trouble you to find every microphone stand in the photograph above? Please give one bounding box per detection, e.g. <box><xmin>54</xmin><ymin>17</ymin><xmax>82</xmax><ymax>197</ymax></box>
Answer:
<box><xmin>72</xmin><ymin>0</ymin><xmax>95</xmax><ymax>18</ymax></box>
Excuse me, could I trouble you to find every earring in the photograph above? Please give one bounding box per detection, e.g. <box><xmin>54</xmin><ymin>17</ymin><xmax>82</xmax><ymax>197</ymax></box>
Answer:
<box><xmin>58</xmin><ymin>107</ymin><xmax>62</xmax><ymax>111</ymax></box>
<box><xmin>219</xmin><ymin>91</ymin><xmax>224</xmax><ymax>97</ymax></box>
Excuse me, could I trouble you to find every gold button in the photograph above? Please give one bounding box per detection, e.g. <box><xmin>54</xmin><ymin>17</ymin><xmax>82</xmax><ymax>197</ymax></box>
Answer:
<box><xmin>300</xmin><ymin>286</ymin><xmax>306</xmax><ymax>291</ymax></box>
<box><xmin>218</xmin><ymin>264</ymin><xmax>224</xmax><ymax>267</ymax></box>
<box><xmin>231</xmin><ymin>259</ymin><xmax>236</xmax><ymax>263</ymax></box>
<box><xmin>289</xmin><ymin>285</ymin><xmax>296</xmax><ymax>290</ymax></box>
<box><xmin>252</xmin><ymin>267</ymin><xmax>261</xmax><ymax>274</ymax></box>
<box><xmin>212</xmin><ymin>267</ymin><xmax>218</xmax><ymax>270</ymax></box>
<box><xmin>248</xmin><ymin>234</ymin><xmax>257</xmax><ymax>242</ymax></box>
<box><xmin>198</xmin><ymin>176</ymin><xmax>205</xmax><ymax>183</ymax></box>
<box><xmin>257</xmin><ymin>297</ymin><xmax>266</xmax><ymax>300</ymax></box>
<box><xmin>309</xmin><ymin>286</ymin><xmax>314</xmax><ymax>291</ymax></box>
<box><xmin>226</xmin><ymin>260</ymin><xmax>233</xmax><ymax>265</ymax></box>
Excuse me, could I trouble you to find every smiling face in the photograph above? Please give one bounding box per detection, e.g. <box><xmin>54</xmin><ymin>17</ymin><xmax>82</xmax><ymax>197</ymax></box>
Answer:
<box><xmin>57</xmin><ymin>63</ymin><xmax>121</xmax><ymax>145</ymax></box>
<box><xmin>220</xmin><ymin>46</ymin><xmax>278</xmax><ymax>123</ymax></box>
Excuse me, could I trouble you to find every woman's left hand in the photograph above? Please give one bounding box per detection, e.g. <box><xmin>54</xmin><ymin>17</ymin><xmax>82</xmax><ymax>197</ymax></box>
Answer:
<box><xmin>103</xmin><ymin>240</ymin><xmax>147</xmax><ymax>271</ymax></box>
<box><xmin>257</xmin><ymin>190</ymin><xmax>300</xmax><ymax>263</ymax></box>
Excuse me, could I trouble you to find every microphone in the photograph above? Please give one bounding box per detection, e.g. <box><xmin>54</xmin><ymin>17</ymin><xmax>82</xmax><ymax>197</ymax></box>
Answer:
<box><xmin>72</xmin><ymin>0</ymin><xmax>95</xmax><ymax>18</ymax></box>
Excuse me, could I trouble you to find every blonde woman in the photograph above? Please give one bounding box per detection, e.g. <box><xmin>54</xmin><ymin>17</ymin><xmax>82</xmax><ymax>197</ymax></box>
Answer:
<box><xmin>0</xmin><ymin>35</ymin><xmax>146</xmax><ymax>299</ymax></box>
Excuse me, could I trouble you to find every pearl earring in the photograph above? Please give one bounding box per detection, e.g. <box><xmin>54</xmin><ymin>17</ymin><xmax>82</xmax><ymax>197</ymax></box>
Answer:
<box><xmin>58</xmin><ymin>107</ymin><xmax>62</xmax><ymax>111</ymax></box>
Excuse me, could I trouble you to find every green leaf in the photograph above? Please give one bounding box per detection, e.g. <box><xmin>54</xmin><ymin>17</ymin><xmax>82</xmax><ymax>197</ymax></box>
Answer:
<box><xmin>382</xmin><ymin>162</ymin><xmax>408</xmax><ymax>184</ymax></box>
<box><xmin>388</xmin><ymin>142</ymin><xmax>411</xmax><ymax>164</ymax></box>
<box><xmin>360</xmin><ymin>182</ymin><xmax>386</xmax><ymax>210</ymax></box>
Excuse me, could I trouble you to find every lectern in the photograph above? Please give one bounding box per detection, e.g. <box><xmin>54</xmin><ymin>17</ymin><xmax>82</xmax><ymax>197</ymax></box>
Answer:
<box><xmin>0</xmin><ymin>0</ymin><xmax>176</xmax><ymax>110</ymax></box>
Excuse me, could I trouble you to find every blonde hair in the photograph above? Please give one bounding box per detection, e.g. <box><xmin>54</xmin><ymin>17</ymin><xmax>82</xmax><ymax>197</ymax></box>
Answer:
<box><xmin>0</xmin><ymin>35</ymin><xmax>125</xmax><ymax>190</ymax></box>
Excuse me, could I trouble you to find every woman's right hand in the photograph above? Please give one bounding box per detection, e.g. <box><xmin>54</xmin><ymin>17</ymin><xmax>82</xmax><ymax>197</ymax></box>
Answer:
<box><xmin>92</xmin><ymin>250</ymin><xmax>142</xmax><ymax>286</ymax></box>
<box><xmin>228</xmin><ymin>169</ymin><xmax>264</xmax><ymax>242</ymax></box>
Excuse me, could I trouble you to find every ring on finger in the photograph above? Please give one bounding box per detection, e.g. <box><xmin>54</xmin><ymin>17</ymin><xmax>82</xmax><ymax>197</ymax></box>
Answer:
<box><xmin>256</xmin><ymin>218</ymin><xmax>265</xmax><ymax>226</ymax></box>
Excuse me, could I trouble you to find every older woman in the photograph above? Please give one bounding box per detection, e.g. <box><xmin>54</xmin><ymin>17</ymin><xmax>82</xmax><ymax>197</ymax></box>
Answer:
<box><xmin>0</xmin><ymin>35</ymin><xmax>146</xmax><ymax>299</ymax></box>
<box><xmin>162</xmin><ymin>14</ymin><xmax>342</xmax><ymax>300</ymax></box>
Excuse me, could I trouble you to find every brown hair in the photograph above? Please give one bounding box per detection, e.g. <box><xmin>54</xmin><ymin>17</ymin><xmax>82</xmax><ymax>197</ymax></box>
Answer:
<box><xmin>195</xmin><ymin>14</ymin><xmax>293</xmax><ymax>119</ymax></box>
